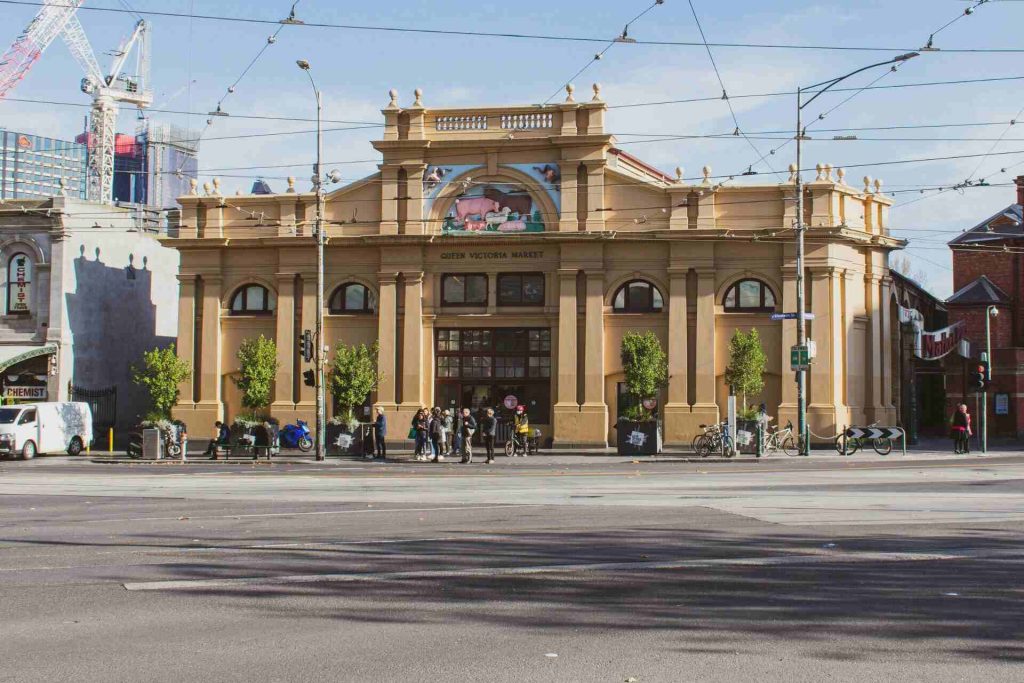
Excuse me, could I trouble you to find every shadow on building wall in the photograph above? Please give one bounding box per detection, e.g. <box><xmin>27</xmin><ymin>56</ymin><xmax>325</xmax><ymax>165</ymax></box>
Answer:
<box><xmin>65</xmin><ymin>245</ymin><xmax>175</xmax><ymax>437</ymax></box>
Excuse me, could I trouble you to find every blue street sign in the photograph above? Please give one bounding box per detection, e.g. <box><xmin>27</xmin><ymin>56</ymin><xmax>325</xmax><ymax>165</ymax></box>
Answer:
<box><xmin>771</xmin><ymin>312</ymin><xmax>816</xmax><ymax>321</ymax></box>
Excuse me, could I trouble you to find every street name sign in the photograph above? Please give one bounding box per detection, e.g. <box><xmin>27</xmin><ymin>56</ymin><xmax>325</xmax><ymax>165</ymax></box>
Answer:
<box><xmin>771</xmin><ymin>312</ymin><xmax>816</xmax><ymax>321</ymax></box>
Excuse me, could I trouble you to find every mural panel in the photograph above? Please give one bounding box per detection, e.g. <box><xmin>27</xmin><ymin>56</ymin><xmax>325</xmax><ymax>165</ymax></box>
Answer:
<box><xmin>423</xmin><ymin>163</ymin><xmax>561</xmax><ymax>236</ymax></box>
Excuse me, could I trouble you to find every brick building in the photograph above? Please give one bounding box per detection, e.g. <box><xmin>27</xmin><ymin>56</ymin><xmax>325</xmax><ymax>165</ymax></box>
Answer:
<box><xmin>946</xmin><ymin>177</ymin><xmax>1024</xmax><ymax>436</ymax></box>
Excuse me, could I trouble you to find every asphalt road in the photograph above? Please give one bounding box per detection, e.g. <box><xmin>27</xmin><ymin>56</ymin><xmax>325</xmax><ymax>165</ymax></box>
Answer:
<box><xmin>1</xmin><ymin>454</ymin><xmax>1023</xmax><ymax>682</ymax></box>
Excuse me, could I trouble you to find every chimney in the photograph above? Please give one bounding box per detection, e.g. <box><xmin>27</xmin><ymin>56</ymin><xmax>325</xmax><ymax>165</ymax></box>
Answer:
<box><xmin>1017</xmin><ymin>175</ymin><xmax>1024</xmax><ymax>206</ymax></box>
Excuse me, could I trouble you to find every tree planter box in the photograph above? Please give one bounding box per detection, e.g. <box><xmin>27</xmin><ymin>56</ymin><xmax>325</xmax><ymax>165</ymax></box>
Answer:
<box><xmin>615</xmin><ymin>419</ymin><xmax>663</xmax><ymax>455</ymax></box>
<box><xmin>326</xmin><ymin>423</ymin><xmax>373</xmax><ymax>456</ymax></box>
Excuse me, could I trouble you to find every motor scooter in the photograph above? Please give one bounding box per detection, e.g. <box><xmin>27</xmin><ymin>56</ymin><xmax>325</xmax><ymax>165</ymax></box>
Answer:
<box><xmin>279</xmin><ymin>419</ymin><xmax>313</xmax><ymax>452</ymax></box>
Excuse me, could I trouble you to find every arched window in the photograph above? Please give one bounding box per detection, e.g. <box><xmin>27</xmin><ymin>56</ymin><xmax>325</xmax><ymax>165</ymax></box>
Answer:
<box><xmin>723</xmin><ymin>279</ymin><xmax>776</xmax><ymax>312</ymax></box>
<box><xmin>6</xmin><ymin>252</ymin><xmax>32</xmax><ymax>315</ymax></box>
<box><xmin>612</xmin><ymin>279</ymin><xmax>664</xmax><ymax>313</ymax></box>
<box><xmin>329</xmin><ymin>282</ymin><xmax>375</xmax><ymax>314</ymax></box>
<box><xmin>229</xmin><ymin>284</ymin><xmax>275</xmax><ymax>315</ymax></box>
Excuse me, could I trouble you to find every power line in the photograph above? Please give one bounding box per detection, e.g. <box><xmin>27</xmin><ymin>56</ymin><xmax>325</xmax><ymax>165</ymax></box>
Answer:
<box><xmin>1</xmin><ymin>0</ymin><xmax>1020</xmax><ymax>53</ymax></box>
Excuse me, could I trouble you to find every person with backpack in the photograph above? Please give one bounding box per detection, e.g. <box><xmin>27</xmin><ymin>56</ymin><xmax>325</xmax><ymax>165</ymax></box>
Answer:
<box><xmin>429</xmin><ymin>407</ymin><xmax>444</xmax><ymax>462</ymax></box>
<box><xmin>441</xmin><ymin>409</ymin><xmax>454</xmax><ymax>456</ymax></box>
<box><xmin>459</xmin><ymin>407</ymin><xmax>477</xmax><ymax>464</ymax></box>
<box><xmin>480</xmin><ymin>407</ymin><xmax>497</xmax><ymax>464</ymax></box>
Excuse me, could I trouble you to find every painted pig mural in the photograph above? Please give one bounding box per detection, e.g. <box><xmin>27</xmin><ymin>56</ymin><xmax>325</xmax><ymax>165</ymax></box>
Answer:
<box><xmin>454</xmin><ymin>197</ymin><xmax>500</xmax><ymax>221</ymax></box>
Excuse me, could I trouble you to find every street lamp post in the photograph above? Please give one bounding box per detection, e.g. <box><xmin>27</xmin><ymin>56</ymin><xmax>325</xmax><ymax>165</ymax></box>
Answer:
<box><xmin>793</xmin><ymin>52</ymin><xmax>918</xmax><ymax>456</ymax></box>
<box><xmin>297</xmin><ymin>59</ymin><xmax>327</xmax><ymax>462</ymax></box>
<box><xmin>984</xmin><ymin>305</ymin><xmax>998</xmax><ymax>453</ymax></box>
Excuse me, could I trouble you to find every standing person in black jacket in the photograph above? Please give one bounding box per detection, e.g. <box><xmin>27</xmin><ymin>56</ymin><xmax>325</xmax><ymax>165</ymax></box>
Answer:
<box><xmin>373</xmin><ymin>407</ymin><xmax>387</xmax><ymax>460</ymax></box>
<box><xmin>480</xmin><ymin>408</ymin><xmax>497</xmax><ymax>464</ymax></box>
<box><xmin>429</xmin><ymin>407</ymin><xmax>444</xmax><ymax>462</ymax></box>
<box><xmin>459</xmin><ymin>407</ymin><xmax>477</xmax><ymax>464</ymax></box>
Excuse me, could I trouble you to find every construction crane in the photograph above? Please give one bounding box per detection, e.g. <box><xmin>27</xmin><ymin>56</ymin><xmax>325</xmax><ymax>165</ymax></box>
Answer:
<box><xmin>0</xmin><ymin>0</ymin><xmax>152</xmax><ymax>203</ymax></box>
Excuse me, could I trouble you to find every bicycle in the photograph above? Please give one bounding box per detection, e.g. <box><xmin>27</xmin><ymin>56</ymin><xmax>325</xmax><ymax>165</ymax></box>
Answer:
<box><xmin>504</xmin><ymin>431</ymin><xmax>529</xmax><ymax>457</ymax></box>
<box><xmin>692</xmin><ymin>423</ymin><xmax>721</xmax><ymax>458</ymax></box>
<box><xmin>697</xmin><ymin>422</ymin><xmax>735</xmax><ymax>458</ymax></box>
<box><xmin>762</xmin><ymin>421</ymin><xmax>799</xmax><ymax>456</ymax></box>
<box><xmin>835</xmin><ymin>422</ymin><xmax>893</xmax><ymax>456</ymax></box>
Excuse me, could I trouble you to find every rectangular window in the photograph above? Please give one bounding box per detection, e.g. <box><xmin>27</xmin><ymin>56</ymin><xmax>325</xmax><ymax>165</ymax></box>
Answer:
<box><xmin>442</xmin><ymin>274</ymin><xmax>488</xmax><ymax>306</ymax></box>
<box><xmin>495</xmin><ymin>357</ymin><xmax>526</xmax><ymax>378</ymax></box>
<box><xmin>437</xmin><ymin>356</ymin><xmax>459</xmax><ymax>378</ymax></box>
<box><xmin>497</xmin><ymin>273</ymin><xmax>545</xmax><ymax>306</ymax></box>
<box><xmin>528</xmin><ymin>356</ymin><xmax>551</xmax><ymax>378</ymax></box>
<box><xmin>528</xmin><ymin>329</ymin><xmax>551</xmax><ymax>352</ymax></box>
<box><xmin>437</xmin><ymin>330</ymin><xmax>460</xmax><ymax>352</ymax></box>
<box><xmin>463</xmin><ymin>356</ymin><xmax>492</xmax><ymax>378</ymax></box>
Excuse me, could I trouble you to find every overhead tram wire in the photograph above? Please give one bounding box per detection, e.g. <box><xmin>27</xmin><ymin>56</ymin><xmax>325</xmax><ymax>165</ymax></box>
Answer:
<box><xmin>541</xmin><ymin>0</ymin><xmax>663</xmax><ymax>105</ymax></box>
<box><xmin>1</xmin><ymin>0</ymin><xmax>1022</xmax><ymax>53</ymax></box>
<box><xmin>686</xmin><ymin>0</ymin><xmax>782</xmax><ymax>180</ymax></box>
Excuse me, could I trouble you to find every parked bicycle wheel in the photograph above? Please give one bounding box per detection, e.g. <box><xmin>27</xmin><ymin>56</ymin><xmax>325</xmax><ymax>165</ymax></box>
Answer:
<box><xmin>781</xmin><ymin>436</ymin><xmax>797</xmax><ymax>456</ymax></box>
<box><xmin>872</xmin><ymin>438</ymin><xmax>893</xmax><ymax>456</ymax></box>
<box><xmin>691</xmin><ymin>433</ymin><xmax>705</xmax><ymax>453</ymax></box>
<box><xmin>697</xmin><ymin>435</ymin><xmax>718</xmax><ymax>458</ymax></box>
<box><xmin>504</xmin><ymin>439</ymin><xmax>515</xmax><ymax>457</ymax></box>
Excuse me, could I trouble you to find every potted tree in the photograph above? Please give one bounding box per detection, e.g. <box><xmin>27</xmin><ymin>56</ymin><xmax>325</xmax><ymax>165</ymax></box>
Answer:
<box><xmin>617</xmin><ymin>331</ymin><xmax>667</xmax><ymax>455</ymax></box>
<box><xmin>724</xmin><ymin>329</ymin><xmax>767</xmax><ymax>454</ymax></box>
<box><xmin>232</xmin><ymin>335</ymin><xmax>279</xmax><ymax>451</ymax></box>
<box><xmin>131</xmin><ymin>344</ymin><xmax>192</xmax><ymax>457</ymax></box>
<box><xmin>328</xmin><ymin>341</ymin><xmax>382</xmax><ymax>455</ymax></box>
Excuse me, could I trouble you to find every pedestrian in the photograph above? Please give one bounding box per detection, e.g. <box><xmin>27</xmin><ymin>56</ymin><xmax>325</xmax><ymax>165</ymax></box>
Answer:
<box><xmin>204</xmin><ymin>420</ymin><xmax>230</xmax><ymax>459</ymax></box>
<box><xmin>373</xmin><ymin>407</ymin><xmax>387</xmax><ymax>460</ymax></box>
<box><xmin>951</xmin><ymin>403</ymin><xmax>972</xmax><ymax>454</ymax></box>
<box><xmin>480</xmin><ymin>407</ymin><xmax>497</xmax><ymax>463</ymax></box>
<box><xmin>459</xmin><ymin>407</ymin><xmax>477</xmax><ymax>463</ymax></box>
<box><xmin>442</xmin><ymin>409</ymin><xmax>454</xmax><ymax>456</ymax></box>
<box><xmin>429</xmin><ymin>407</ymin><xmax>444</xmax><ymax>462</ymax></box>
<box><xmin>413</xmin><ymin>409</ymin><xmax>429</xmax><ymax>461</ymax></box>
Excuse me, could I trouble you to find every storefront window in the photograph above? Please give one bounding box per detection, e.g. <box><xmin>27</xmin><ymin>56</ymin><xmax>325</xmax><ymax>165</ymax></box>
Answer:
<box><xmin>435</xmin><ymin>327</ymin><xmax>551</xmax><ymax>421</ymax></box>
<box><xmin>6</xmin><ymin>252</ymin><xmax>32</xmax><ymax>315</ymax></box>
<box><xmin>723</xmin><ymin>279</ymin><xmax>776</xmax><ymax>312</ymax></box>
<box><xmin>442</xmin><ymin>274</ymin><xmax>488</xmax><ymax>306</ymax></box>
<box><xmin>497</xmin><ymin>273</ymin><xmax>544</xmax><ymax>306</ymax></box>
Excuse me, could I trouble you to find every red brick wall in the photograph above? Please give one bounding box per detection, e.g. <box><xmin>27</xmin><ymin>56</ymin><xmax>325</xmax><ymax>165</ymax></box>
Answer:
<box><xmin>951</xmin><ymin>250</ymin><xmax>1014</xmax><ymax>294</ymax></box>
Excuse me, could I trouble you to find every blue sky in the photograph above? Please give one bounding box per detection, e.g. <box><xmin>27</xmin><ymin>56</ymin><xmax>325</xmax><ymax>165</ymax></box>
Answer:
<box><xmin>2</xmin><ymin>0</ymin><xmax>1023</xmax><ymax>296</ymax></box>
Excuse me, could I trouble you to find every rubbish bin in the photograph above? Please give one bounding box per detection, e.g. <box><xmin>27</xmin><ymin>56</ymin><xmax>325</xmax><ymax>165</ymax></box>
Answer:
<box><xmin>142</xmin><ymin>428</ymin><xmax>162</xmax><ymax>460</ymax></box>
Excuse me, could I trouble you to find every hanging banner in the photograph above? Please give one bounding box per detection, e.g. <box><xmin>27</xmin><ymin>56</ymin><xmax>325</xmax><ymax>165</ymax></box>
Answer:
<box><xmin>7</xmin><ymin>254</ymin><xmax>31</xmax><ymax>314</ymax></box>
<box><xmin>897</xmin><ymin>301</ymin><xmax>967</xmax><ymax>360</ymax></box>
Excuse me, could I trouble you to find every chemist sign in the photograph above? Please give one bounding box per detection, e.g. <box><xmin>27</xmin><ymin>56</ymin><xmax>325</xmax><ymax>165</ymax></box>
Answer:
<box><xmin>6</xmin><ymin>254</ymin><xmax>31</xmax><ymax>314</ymax></box>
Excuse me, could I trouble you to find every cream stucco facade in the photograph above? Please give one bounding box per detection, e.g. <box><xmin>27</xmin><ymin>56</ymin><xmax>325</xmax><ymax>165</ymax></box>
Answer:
<box><xmin>167</xmin><ymin>86</ymin><xmax>899</xmax><ymax>447</ymax></box>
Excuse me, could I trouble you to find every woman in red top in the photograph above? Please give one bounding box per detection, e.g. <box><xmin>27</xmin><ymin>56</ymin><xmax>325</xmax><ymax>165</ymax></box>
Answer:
<box><xmin>951</xmin><ymin>403</ymin><xmax>972</xmax><ymax>454</ymax></box>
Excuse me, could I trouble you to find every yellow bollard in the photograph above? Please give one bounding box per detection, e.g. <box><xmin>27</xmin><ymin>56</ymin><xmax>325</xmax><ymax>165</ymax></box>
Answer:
<box><xmin>109</xmin><ymin>427</ymin><xmax>113</xmax><ymax>452</ymax></box>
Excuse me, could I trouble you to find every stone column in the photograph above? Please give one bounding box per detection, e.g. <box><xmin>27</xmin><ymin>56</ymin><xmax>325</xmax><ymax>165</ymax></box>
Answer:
<box><xmin>400</xmin><ymin>272</ymin><xmax>423</xmax><ymax>410</ymax></box>
<box><xmin>880</xmin><ymin>275</ymin><xmax>895</xmax><ymax>423</ymax></box>
<box><xmin>380</xmin><ymin>166</ymin><xmax>399</xmax><ymax>235</ymax></box>
<box><xmin>553</xmin><ymin>268</ymin><xmax>579</xmax><ymax>443</ymax></box>
<box><xmin>691</xmin><ymin>269</ymin><xmax>718</xmax><ymax>424</ymax></box>
<box><xmin>376</xmin><ymin>273</ymin><xmax>398</xmax><ymax>410</ymax></box>
<box><xmin>404</xmin><ymin>165</ymin><xmax>426</xmax><ymax>235</ymax></box>
<box><xmin>584</xmin><ymin>162</ymin><xmax>605</xmax><ymax>231</ymax></box>
<box><xmin>271</xmin><ymin>275</ymin><xmax>296</xmax><ymax>419</ymax></box>
<box><xmin>866</xmin><ymin>273</ymin><xmax>884</xmax><ymax>421</ymax></box>
<box><xmin>197</xmin><ymin>276</ymin><xmax>223</xmax><ymax>422</ymax></box>
<box><xmin>175</xmin><ymin>275</ymin><xmax>197</xmax><ymax>408</ymax></box>
<box><xmin>579</xmin><ymin>270</ymin><xmax>607</xmax><ymax>445</ymax></box>
<box><xmin>777</xmin><ymin>267</ymin><xmax>798</xmax><ymax>429</ymax></box>
<box><xmin>663</xmin><ymin>267</ymin><xmax>690</xmax><ymax>444</ymax></box>
<box><xmin>558</xmin><ymin>161</ymin><xmax>578</xmax><ymax>232</ymax></box>
<box><xmin>809</xmin><ymin>268</ymin><xmax>841</xmax><ymax>436</ymax></box>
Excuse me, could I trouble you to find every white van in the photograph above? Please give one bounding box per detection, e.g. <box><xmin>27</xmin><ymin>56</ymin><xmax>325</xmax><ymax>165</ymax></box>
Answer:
<box><xmin>0</xmin><ymin>402</ymin><xmax>93</xmax><ymax>459</ymax></box>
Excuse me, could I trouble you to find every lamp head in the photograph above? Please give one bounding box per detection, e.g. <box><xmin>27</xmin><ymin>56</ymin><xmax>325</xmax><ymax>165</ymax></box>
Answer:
<box><xmin>296</xmin><ymin>59</ymin><xmax>311</xmax><ymax>71</ymax></box>
<box><xmin>990</xmin><ymin>306</ymin><xmax>999</xmax><ymax>317</ymax></box>
<box><xmin>895</xmin><ymin>52</ymin><xmax>920</xmax><ymax>62</ymax></box>
<box><xmin>328</xmin><ymin>169</ymin><xmax>343</xmax><ymax>184</ymax></box>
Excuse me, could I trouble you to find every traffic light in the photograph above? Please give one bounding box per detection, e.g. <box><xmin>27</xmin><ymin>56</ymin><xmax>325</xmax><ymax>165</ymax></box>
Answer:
<box><xmin>971</xmin><ymin>364</ymin><xmax>986</xmax><ymax>391</ymax></box>
<box><xmin>980</xmin><ymin>359</ymin><xmax>991</xmax><ymax>389</ymax></box>
<box><xmin>300</xmin><ymin>329</ymin><xmax>313</xmax><ymax>363</ymax></box>
<box><xmin>302</xmin><ymin>370</ymin><xmax>315</xmax><ymax>387</ymax></box>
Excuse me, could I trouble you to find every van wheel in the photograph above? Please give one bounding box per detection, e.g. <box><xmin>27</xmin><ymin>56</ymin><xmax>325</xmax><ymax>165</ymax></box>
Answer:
<box><xmin>67</xmin><ymin>437</ymin><xmax>84</xmax><ymax>456</ymax></box>
<box><xmin>21</xmin><ymin>441</ymin><xmax>36</xmax><ymax>460</ymax></box>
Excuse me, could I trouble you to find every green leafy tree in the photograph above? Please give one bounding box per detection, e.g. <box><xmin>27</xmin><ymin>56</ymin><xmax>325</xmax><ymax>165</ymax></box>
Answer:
<box><xmin>132</xmin><ymin>344</ymin><xmax>192</xmax><ymax>421</ymax></box>
<box><xmin>620</xmin><ymin>331</ymin><xmax>668</xmax><ymax>421</ymax></box>
<box><xmin>329</xmin><ymin>341</ymin><xmax>382</xmax><ymax>423</ymax></box>
<box><xmin>233</xmin><ymin>335</ymin><xmax>279</xmax><ymax>418</ymax></box>
<box><xmin>724</xmin><ymin>328</ymin><xmax>767</xmax><ymax>411</ymax></box>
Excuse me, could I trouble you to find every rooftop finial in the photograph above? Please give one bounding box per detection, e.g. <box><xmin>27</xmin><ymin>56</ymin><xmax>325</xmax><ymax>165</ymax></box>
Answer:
<box><xmin>286</xmin><ymin>176</ymin><xmax>296</xmax><ymax>193</ymax></box>
<box><xmin>824</xmin><ymin>163</ymin><xmax>833</xmax><ymax>182</ymax></box>
<box><xmin>413</xmin><ymin>88</ymin><xmax>423</xmax><ymax>107</ymax></box>
<box><xmin>387</xmin><ymin>88</ymin><xmax>399</xmax><ymax>109</ymax></box>
<box><xmin>837</xmin><ymin>167</ymin><xmax>846</xmax><ymax>184</ymax></box>
<box><xmin>788</xmin><ymin>163</ymin><xmax>798</xmax><ymax>183</ymax></box>
<box><xmin>189</xmin><ymin>178</ymin><xmax>198</xmax><ymax>195</ymax></box>
<box><xmin>702</xmin><ymin>165</ymin><xmax>712</xmax><ymax>185</ymax></box>
<box><xmin>592</xmin><ymin>83</ymin><xmax>602</xmax><ymax>101</ymax></box>
<box><xmin>815</xmin><ymin>163</ymin><xmax>824</xmax><ymax>181</ymax></box>
<box><xmin>675</xmin><ymin>166</ymin><xmax>684</xmax><ymax>182</ymax></box>
<box><xmin>863</xmin><ymin>176</ymin><xmax>873</xmax><ymax>194</ymax></box>
<box><xmin>874</xmin><ymin>178</ymin><xmax>883</xmax><ymax>194</ymax></box>
<box><xmin>212</xmin><ymin>177</ymin><xmax>221</xmax><ymax>195</ymax></box>
<box><xmin>565</xmin><ymin>83</ymin><xmax>575</xmax><ymax>103</ymax></box>
<box><xmin>202</xmin><ymin>181</ymin><xmax>211</xmax><ymax>196</ymax></box>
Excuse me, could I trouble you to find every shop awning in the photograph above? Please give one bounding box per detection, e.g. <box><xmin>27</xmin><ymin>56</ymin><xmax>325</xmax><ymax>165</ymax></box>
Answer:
<box><xmin>0</xmin><ymin>345</ymin><xmax>56</xmax><ymax>373</ymax></box>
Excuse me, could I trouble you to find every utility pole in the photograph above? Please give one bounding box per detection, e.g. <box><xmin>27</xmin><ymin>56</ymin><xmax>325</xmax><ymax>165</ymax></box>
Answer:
<box><xmin>984</xmin><ymin>305</ymin><xmax>998</xmax><ymax>453</ymax></box>
<box><xmin>298</xmin><ymin>59</ymin><xmax>327</xmax><ymax>462</ymax></box>
<box><xmin>792</xmin><ymin>52</ymin><xmax>918</xmax><ymax>456</ymax></box>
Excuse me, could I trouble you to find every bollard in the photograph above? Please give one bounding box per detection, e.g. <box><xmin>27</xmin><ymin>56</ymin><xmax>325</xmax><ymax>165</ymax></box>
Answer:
<box><xmin>109</xmin><ymin>427</ymin><xmax>114</xmax><ymax>452</ymax></box>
